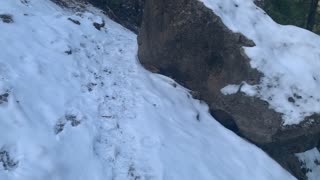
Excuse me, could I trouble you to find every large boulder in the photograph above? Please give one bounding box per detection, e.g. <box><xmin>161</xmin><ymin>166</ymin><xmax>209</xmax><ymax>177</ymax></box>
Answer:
<box><xmin>137</xmin><ymin>0</ymin><xmax>320</xmax><ymax>179</ymax></box>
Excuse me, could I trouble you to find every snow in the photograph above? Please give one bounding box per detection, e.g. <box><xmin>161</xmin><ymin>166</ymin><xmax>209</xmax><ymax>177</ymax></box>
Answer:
<box><xmin>221</xmin><ymin>82</ymin><xmax>257</xmax><ymax>96</ymax></box>
<box><xmin>221</xmin><ymin>84</ymin><xmax>240</xmax><ymax>95</ymax></box>
<box><xmin>296</xmin><ymin>148</ymin><xmax>320</xmax><ymax>180</ymax></box>
<box><xmin>200</xmin><ymin>0</ymin><xmax>320</xmax><ymax>124</ymax></box>
<box><xmin>0</xmin><ymin>0</ymin><xmax>296</xmax><ymax>179</ymax></box>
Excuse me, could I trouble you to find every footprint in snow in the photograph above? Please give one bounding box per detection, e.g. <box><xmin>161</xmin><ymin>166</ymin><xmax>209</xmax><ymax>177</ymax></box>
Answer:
<box><xmin>54</xmin><ymin>113</ymin><xmax>83</xmax><ymax>134</ymax></box>
<box><xmin>0</xmin><ymin>92</ymin><xmax>9</xmax><ymax>105</ymax></box>
<box><xmin>0</xmin><ymin>14</ymin><xmax>13</xmax><ymax>23</ymax></box>
<box><xmin>0</xmin><ymin>147</ymin><xmax>19</xmax><ymax>171</ymax></box>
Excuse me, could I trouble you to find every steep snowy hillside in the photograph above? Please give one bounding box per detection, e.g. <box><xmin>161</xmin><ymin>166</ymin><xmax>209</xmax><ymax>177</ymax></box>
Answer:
<box><xmin>201</xmin><ymin>0</ymin><xmax>320</xmax><ymax>125</ymax></box>
<box><xmin>0</xmin><ymin>0</ymin><xmax>296</xmax><ymax>180</ymax></box>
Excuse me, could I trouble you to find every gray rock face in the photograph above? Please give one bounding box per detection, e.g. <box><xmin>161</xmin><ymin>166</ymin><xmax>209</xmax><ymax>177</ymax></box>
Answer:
<box><xmin>137</xmin><ymin>0</ymin><xmax>320</xmax><ymax>179</ymax></box>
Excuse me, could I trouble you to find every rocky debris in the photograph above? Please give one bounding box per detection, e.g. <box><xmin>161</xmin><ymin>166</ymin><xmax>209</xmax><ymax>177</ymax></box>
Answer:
<box><xmin>0</xmin><ymin>92</ymin><xmax>9</xmax><ymax>104</ymax></box>
<box><xmin>137</xmin><ymin>0</ymin><xmax>320</xmax><ymax>178</ymax></box>
<box><xmin>0</xmin><ymin>149</ymin><xmax>18</xmax><ymax>171</ymax></box>
<box><xmin>0</xmin><ymin>14</ymin><xmax>13</xmax><ymax>23</ymax></box>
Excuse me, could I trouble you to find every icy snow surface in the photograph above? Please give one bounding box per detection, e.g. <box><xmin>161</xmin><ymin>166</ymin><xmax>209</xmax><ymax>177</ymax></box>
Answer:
<box><xmin>200</xmin><ymin>0</ymin><xmax>320</xmax><ymax>124</ymax></box>
<box><xmin>296</xmin><ymin>148</ymin><xmax>320</xmax><ymax>180</ymax></box>
<box><xmin>0</xmin><ymin>0</ymin><xmax>295</xmax><ymax>180</ymax></box>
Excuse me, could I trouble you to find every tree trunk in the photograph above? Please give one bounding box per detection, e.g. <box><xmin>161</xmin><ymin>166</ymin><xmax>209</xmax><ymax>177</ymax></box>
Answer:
<box><xmin>306</xmin><ymin>0</ymin><xmax>319</xmax><ymax>31</ymax></box>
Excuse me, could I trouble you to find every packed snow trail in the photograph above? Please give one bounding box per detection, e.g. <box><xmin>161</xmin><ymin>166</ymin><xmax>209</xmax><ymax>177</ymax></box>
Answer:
<box><xmin>0</xmin><ymin>0</ymin><xmax>295</xmax><ymax>180</ymax></box>
<box><xmin>201</xmin><ymin>0</ymin><xmax>320</xmax><ymax>124</ymax></box>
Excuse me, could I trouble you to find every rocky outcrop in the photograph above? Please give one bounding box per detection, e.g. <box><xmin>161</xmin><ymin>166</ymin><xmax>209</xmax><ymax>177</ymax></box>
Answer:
<box><xmin>137</xmin><ymin>0</ymin><xmax>320</xmax><ymax>179</ymax></box>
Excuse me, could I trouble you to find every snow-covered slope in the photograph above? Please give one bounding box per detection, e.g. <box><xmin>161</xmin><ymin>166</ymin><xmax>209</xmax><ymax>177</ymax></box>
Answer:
<box><xmin>0</xmin><ymin>0</ymin><xmax>295</xmax><ymax>179</ymax></box>
<box><xmin>201</xmin><ymin>0</ymin><xmax>320</xmax><ymax>124</ymax></box>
